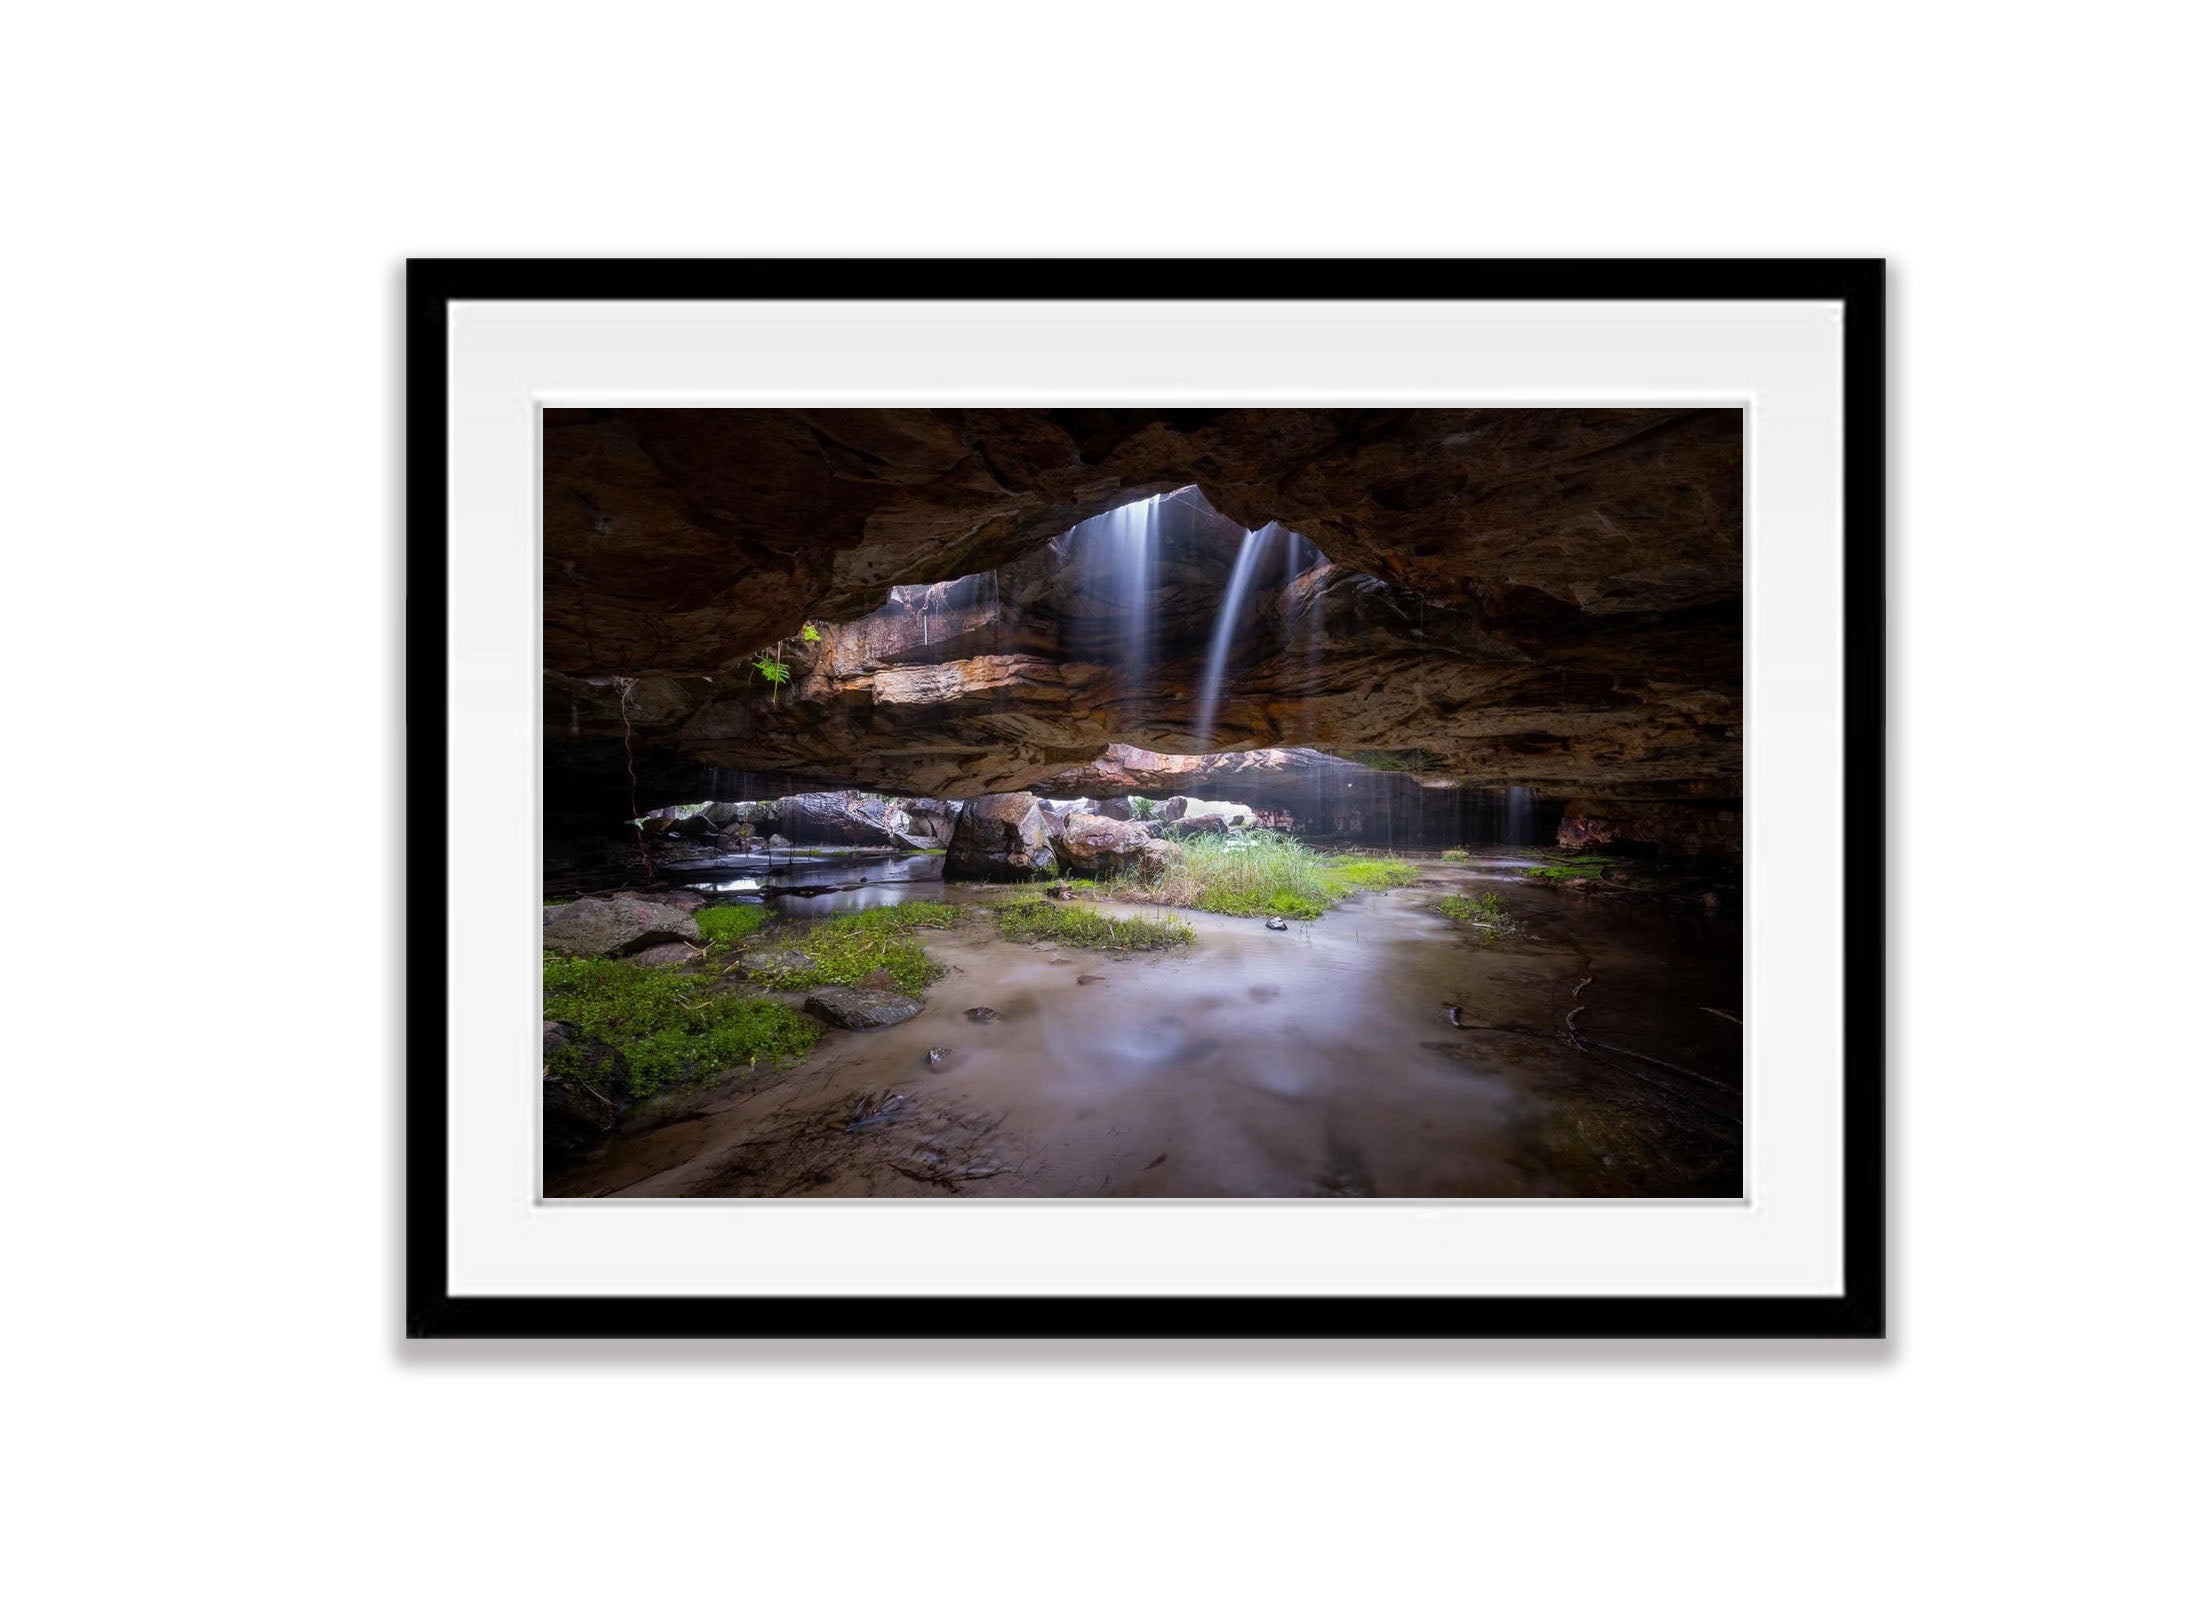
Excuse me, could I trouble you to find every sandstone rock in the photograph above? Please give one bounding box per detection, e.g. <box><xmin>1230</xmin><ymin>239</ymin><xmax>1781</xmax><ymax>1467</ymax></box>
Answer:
<box><xmin>945</xmin><ymin>791</ymin><xmax>1061</xmax><ymax>879</ymax></box>
<box><xmin>1557</xmin><ymin>814</ymin><xmax>1616</xmax><ymax>851</ymax></box>
<box><xmin>624</xmin><ymin>941</ymin><xmax>704</xmax><ymax>969</ymax></box>
<box><xmin>541</xmin><ymin>409</ymin><xmax>1744</xmax><ymax>841</ymax></box>
<box><xmin>1059</xmin><ymin>813</ymin><xmax>1176</xmax><ymax>881</ymax></box>
<box><xmin>805</xmin><ymin>986</ymin><xmax>924</xmax><ymax>1029</ymax></box>
<box><xmin>543</xmin><ymin>896</ymin><xmax>700</xmax><ymax>958</ymax></box>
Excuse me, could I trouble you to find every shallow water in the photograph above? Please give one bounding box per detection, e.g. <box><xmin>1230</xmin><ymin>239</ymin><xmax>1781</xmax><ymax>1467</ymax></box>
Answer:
<box><xmin>663</xmin><ymin>847</ymin><xmax>947</xmax><ymax>914</ymax></box>
<box><xmin>551</xmin><ymin>862</ymin><xmax>1743</xmax><ymax>1200</ymax></box>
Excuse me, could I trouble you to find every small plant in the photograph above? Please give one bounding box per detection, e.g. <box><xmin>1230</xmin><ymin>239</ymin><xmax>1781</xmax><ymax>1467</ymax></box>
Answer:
<box><xmin>996</xmin><ymin>898</ymin><xmax>1194</xmax><ymax>951</ymax></box>
<box><xmin>751</xmin><ymin>651</ymin><xmax>792</xmax><ymax>703</ymax></box>
<box><xmin>800</xmin><ymin>622</ymin><xmax>822</xmax><ymax>644</ymax></box>
<box><xmin>1127</xmin><ymin>795</ymin><xmax>1160</xmax><ymax>821</ymax></box>
<box><xmin>1440</xmin><ymin>847</ymin><xmax>1472</xmax><ymax>861</ymax></box>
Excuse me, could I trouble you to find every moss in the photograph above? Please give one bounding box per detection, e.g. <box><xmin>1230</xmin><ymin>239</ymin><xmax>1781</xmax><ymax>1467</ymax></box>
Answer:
<box><xmin>1526</xmin><ymin>858</ymin><xmax>1614</xmax><ymax>882</ymax></box>
<box><xmin>543</xmin><ymin>955</ymin><xmax>820</xmax><ymax>1098</ymax></box>
<box><xmin>694</xmin><ymin>903</ymin><xmax>772</xmax><ymax>944</ymax></box>
<box><xmin>749</xmin><ymin>901</ymin><xmax>961</xmax><ymax>996</ymax></box>
<box><xmin>996</xmin><ymin>898</ymin><xmax>1194</xmax><ymax>950</ymax></box>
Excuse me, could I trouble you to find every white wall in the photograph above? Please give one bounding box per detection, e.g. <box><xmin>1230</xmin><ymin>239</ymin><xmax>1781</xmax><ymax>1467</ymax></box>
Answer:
<box><xmin>6</xmin><ymin>3</ymin><xmax>2191</xmax><ymax>1595</ymax></box>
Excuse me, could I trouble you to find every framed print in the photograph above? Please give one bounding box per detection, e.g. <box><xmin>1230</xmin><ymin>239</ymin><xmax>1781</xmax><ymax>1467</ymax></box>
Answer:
<box><xmin>407</xmin><ymin>259</ymin><xmax>1884</xmax><ymax>1337</ymax></box>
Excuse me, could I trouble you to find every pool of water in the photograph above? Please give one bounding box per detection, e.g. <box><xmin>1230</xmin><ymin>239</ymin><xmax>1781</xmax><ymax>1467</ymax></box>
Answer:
<box><xmin>551</xmin><ymin>861</ymin><xmax>1744</xmax><ymax>1200</ymax></box>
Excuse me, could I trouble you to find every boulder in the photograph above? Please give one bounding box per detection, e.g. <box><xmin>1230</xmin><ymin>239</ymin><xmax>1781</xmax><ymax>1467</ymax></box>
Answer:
<box><xmin>1173</xmin><ymin>813</ymin><xmax>1229</xmax><ymax>839</ymax></box>
<box><xmin>1095</xmin><ymin>796</ymin><xmax>1135</xmax><ymax>822</ymax></box>
<box><xmin>1158</xmin><ymin>796</ymin><xmax>1189</xmax><ymax>823</ymax></box>
<box><xmin>945</xmin><ymin>791</ymin><xmax>1062</xmax><ymax>879</ymax></box>
<box><xmin>1556</xmin><ymin>814</ymin><xmax>1614</xmax><ymax>850</ymax></box>
<box><xmin>805</xmin><ymin>986</ymin><xmax>924</xmax><ymax>1029</ymax></box>
<box><xmin>897</xmin><ymin>797</ymin><xmax>961</xmax><ymax>844</ymax></box>
<box><xmin>543</xmin><ymin>895</ymin><xmax>701</xmax><ymax>957</ymax></box>
<box><xmin>1059</xmin><ymin>813</ymin><xmax>1178</xmax><ymax>881</ymax></box>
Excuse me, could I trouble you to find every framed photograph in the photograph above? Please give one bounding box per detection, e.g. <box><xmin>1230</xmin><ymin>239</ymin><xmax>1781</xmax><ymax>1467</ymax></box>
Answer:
<box><xmin>408</xmin><ymin>259</ymin><xmax>1883</xmax><ymax>1337</ymax></box>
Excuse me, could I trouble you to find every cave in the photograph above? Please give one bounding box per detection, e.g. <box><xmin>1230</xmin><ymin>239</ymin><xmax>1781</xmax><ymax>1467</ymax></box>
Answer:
<box><xmin>541</xmin><ymin>408</ymin><xmax>1743</xmax><ymax>1198</ymax></box>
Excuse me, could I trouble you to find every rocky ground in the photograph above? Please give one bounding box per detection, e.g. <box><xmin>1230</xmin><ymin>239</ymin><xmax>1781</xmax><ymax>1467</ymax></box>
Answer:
<box><xmin>544</xmin><ymin>847</ymin><xmax>1742</xmax><ymax>1199</ymax></box>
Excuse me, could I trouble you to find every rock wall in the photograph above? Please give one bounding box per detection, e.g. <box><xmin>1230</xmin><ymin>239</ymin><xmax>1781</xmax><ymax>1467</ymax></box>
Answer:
<box><xmin>542</xmin><ymin>409</ymin><xmax>1743</xmax><ymax>848</ymax></box>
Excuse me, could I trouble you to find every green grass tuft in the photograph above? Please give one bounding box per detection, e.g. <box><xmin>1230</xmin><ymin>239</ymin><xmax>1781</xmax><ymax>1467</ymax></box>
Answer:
<box><xmin>694</xmin><ymin>903</ymin><xmax>772</xmax><ymax>944</ymax></box>
<box><xmin>1526</xmin><ymin>857</ymin><xmax>1616</xmax><ymax>881</ymax></box>
<box><xmin>996</xmin><ymin>898</ymin><xmax>1194</xmax><ymax>950</ymax></box>
<box><xmin>1439</xmin><ymin>848</ymin><xmax>1473</xmax><ymax>861</ymax></box>
<box><xmin>543</xmin><ymin>955</ymin><xmax>819</xmax><ymax>1099</ymax></box>
<box><xmin>749</xmin><ymin>901</ymin><xmax>960</xmax><ymax>996</ymax></box>
<box><xmin>1131</xmin><ymin>830</ymin><xmax>1416</xmax><ymax>918</ymax></box>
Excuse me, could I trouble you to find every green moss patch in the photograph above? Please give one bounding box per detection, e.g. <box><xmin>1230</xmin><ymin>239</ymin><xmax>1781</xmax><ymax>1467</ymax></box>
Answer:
<box><xmin>543</xmin><ymin>955</ymin><xmax>820</xmax><ymax>1099</ymax></box>
<box><xmin>1526</xmin><ymin>856</ymin><xmax>1618</xmax><ymax>882</ymax></box>
<box><xmin>996</xmin><ymin>898</ymin><xmax>1194</xmax><ymax>951</ymax></box>
<box><xmin>748</xmin><ymin>902</ymin><xmax>961</xmax><ymax>996</ymax></box>
<box><xmin>1435</xmin><ymin>889</ymin><xmax>1516</xmax><ymax>941</ymax></box>
<box><xmin>694</xmin><ymin>903</ymin><xmax>772</xmax><ymax>944</ymax></box>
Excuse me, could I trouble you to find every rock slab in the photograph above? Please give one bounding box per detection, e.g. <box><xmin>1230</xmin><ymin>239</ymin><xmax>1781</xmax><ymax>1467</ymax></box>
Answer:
<box><xmin>805</xmin><ymin>986</ymin><xmax>925</xmax><ymax>1029</ymax></box>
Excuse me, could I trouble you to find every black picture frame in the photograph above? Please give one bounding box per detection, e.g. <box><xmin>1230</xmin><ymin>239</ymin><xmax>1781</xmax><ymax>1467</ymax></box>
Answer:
<box><xmin>407</xmin><ymin>258</ymin><xmax>1885</xmax><ymax>1339</ymax></box>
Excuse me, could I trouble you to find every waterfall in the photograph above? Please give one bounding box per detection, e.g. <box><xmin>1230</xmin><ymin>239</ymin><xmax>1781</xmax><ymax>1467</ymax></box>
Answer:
<box><xmin>1062</xmin><ymin>496</ymin><xmax>1160</xmax><ymax>697</ymax></box>
<box><xmin>1506</xmin><ymin>784</ymin><xmax>1534</xmax><ymax>845</ymax></box>
<box><xmin>1191</xmin><ymin>523</ymin><xmax>1275</xmax><ymax>751</ymax></box>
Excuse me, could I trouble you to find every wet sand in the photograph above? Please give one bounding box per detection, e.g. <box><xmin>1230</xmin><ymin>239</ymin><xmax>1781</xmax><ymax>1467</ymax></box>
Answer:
<box><xmin>549</xmin><ymin>861</ymin><xmax>1742</xmax><ymax>1200</ymax></box>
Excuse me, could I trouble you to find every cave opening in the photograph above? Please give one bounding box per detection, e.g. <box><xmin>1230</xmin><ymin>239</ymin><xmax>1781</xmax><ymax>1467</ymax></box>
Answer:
<box><xmin>542</xmin><ymin>406</ymin><xmax>1744</xmax><ymax>1200</ymax></box>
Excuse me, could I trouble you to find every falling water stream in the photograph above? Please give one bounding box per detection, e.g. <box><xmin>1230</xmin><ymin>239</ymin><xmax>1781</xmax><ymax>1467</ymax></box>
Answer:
<box><xmin>1191</xmin><ymin>522</ymin><xmax>1275</xmax><ymax>750</ymax></box>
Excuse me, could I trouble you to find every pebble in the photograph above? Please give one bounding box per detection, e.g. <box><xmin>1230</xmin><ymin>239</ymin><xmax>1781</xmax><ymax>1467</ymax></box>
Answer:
<box><xmin>1265</xmin><ymin>917</ymin><xmax>1289</xmax><ymax>931</ymax></box>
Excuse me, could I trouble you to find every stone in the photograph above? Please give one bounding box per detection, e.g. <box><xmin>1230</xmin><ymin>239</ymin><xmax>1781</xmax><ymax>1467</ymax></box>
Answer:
<box><xmin>1058</xmin><ymin>813</ymin><xmax>1176</xmax><ymax>880</ymax></box>
<box><xmin>623</xmin><ymin>941</ymin><xmax>704</xmax><ymax>969</ymax></box>
<box><xmin>1265</xmin><ymin>917</ymin><xmax>1290</xmax><ymax>931</ymax></box>
<box><xmin>964</xmin><ymin>1006</ymin><xmax>1001</xmax><ymax>1024</ymax></box>
<box><xmin>543</xmin><ymin>896</ymin><xmax>700</xmax><ymax>958</ymax></box>
<box><xmin>743</xmin><ymin>949</ymin><xmax>817</xmax><ymax>981</ymax></box>
<box><xmin>543</xmin><ymin>1071</ymin><xmax>619</xmax><ymax>1157</ymax></box>
<box><xmin>945</xmin><ymin>791</ymin><xmax>1061</xmax><ymax>879</ymax></box>
<box><xmin>805</xmin><ymin>986</ymin><xmax>924</xmax><ymax>1029</ymax></box>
